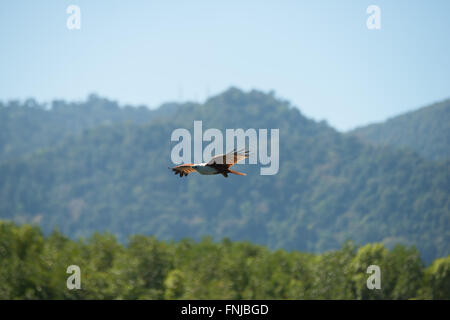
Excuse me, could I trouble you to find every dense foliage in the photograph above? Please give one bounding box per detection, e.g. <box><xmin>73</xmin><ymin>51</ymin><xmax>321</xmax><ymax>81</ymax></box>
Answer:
<box><xmin>350</xmin><ymin>99</ymin><xmax>450</xmax><ymax>161</ymax></box>
<box><xmin>0</xmin><ymin>88</ymin><xmax>448</xmax><ymax>264</ymax></box>
<box><xmin>0</xmin><ymin>94</ymin><xmax>183</xmax><ymax>162</ymax></box>
<box><xmin>0</xmin><ymin>222</ymin><xmax>448</xmax><ymax>300</ymax></box>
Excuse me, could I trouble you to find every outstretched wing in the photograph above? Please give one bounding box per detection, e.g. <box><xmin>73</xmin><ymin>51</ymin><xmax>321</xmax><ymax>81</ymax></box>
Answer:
<box><xmin>207</xmin><ymin>149</ymin><xmax>249</xmax><ymax>167</ymax></box>
<box><xmin>170</xmin><ymin>164</ymin><xmax>196</xmax><ymax>177</ymax></box>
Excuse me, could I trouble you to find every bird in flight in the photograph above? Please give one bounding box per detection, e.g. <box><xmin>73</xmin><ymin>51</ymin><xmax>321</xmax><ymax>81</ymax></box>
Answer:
<box><xmin>170</xmin><ymin>149</ymin><xmax>249</xmax><ymax>178</ymax></box>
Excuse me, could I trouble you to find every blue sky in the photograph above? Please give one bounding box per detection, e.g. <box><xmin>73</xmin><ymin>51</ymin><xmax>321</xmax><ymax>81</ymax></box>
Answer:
<box><xmin>1</xmin><ymin>0</ymin><xmax>449</xmax><ymax>130</ymax></box>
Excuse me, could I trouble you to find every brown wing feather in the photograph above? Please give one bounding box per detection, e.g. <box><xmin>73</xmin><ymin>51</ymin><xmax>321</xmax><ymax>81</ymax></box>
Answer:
<box><xmin>170</xmin><ymin>164</ymin><xmax>196</xmax><ymax>177</ymax></box>
<box><xmin>207</xmin><ymin>150</ymin><xmax>249</xmax><ymax>167</ymax></box>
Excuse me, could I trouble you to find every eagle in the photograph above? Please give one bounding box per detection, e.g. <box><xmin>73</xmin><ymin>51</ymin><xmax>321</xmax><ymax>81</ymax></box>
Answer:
<box><xmin>170</xmin><ymin>149</ymin><xmax>249</xmax><ymax>178</ymax></box>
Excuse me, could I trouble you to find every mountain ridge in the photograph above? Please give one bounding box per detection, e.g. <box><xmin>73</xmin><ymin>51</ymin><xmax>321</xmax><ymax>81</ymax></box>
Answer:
<box><xmin>350</xmin><ymin>98</ymin><xmax>450</xmax><ymax>161</ymax></box>
<box><xmin>0</xmin><ymin>88</ymin><xmax>448</xmax><ymax>263</ymax></box>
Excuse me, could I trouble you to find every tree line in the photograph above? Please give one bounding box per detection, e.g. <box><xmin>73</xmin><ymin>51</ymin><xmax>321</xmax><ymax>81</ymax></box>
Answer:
<box><xmin>0</xmin><ymin>221</ymin><xmax>448</xmax><ymax>300</ymax></box>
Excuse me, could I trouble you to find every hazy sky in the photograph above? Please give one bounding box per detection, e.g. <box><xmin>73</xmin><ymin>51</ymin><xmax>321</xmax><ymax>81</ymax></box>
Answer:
<box><xmin>1</xmin><ymin>0</ymin><xmax>449</xmax><ymax>130</ymax></box>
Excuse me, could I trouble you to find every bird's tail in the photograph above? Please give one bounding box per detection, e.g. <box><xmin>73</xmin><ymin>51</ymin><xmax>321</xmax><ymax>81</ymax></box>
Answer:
<box><xmin>228</xmin><ymin>169</ymin><xmax>246</xmax><ymax>176</ymax></box>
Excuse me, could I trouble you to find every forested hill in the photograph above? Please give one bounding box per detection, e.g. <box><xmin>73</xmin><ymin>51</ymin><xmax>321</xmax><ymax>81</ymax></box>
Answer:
<box><xmin>350</xmin><ymin>99</ymin><xmax>450</xmax><ymax>161</ymax></box>
<box><xmin>0</xmin><ymin>88</ymin><xmax>448</xmax><ymax>263</ymax></box>
<box><xmin>0</xmin><ymin>94</ymin><xmax>186</xmax><ymax>162</ymax></box>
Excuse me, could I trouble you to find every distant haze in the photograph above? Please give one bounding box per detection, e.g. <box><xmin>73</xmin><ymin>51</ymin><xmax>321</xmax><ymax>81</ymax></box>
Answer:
<box><xmin>1</xmin><ymin>0</ymin><xmax>449</xmax><ymax>130</ymax></box>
